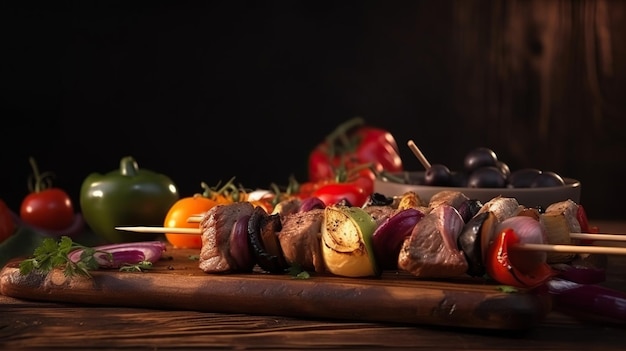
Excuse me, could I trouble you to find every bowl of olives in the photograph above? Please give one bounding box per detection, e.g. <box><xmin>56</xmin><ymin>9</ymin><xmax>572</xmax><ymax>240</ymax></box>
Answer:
<box><xmin>374</xmin><ymin>147</ymin><xmax>581</xmax><ymax>209</ymax></box>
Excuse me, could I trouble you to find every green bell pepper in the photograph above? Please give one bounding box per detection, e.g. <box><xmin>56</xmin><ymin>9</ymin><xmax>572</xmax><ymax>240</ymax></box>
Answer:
<box><xmin>80</xmin><ymin>156</ymin><xmax>180</xmax><ymax>243</ymax></box>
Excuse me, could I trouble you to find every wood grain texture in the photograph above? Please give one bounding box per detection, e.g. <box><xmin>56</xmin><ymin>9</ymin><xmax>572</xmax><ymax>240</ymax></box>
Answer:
<box><xmin>0</xmin><ymin>294</ymin><xmax>623</xmax><ymax>350</ymax></box>
<box><xmin>0</xmin><ymin>220</ymin><xmax>624</xmax><ymax>350</ymax></box>
<box><xmin>0</xmin><ymin>247</ymin><xmax>550</xmax><ymax>331</ymax></box>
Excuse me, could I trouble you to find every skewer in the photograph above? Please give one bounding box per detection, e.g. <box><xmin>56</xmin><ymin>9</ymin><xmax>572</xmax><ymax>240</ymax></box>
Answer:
<box><xmin>187</xmin><ymin>215</ymin><xmax>203</xmax><ymax>223</ymax></box>
<box><xmin>117</xmin><ymin>226</ymin><xmax>201</xmax><ymax>234</ymax></box>
<box><xmin>511</xmin><ymin>243</ymin><xmax>626</xmax><ymax>256</ymax></box>
<box><xmin>186</xmin><ymin>215</ymin><xmax>626</xmax><ymax>243</ymax></box>
<box><xmin>114</xmin><ymin>226</ymin><xmax>626</xmax><ymax>255</ymax></box>
<box><xmin>407</xmin><ymin>140</ymin><xmax>432</xmax><ymax>170</ymax></box>
<box><xmin>569</xmin><ymin>233</ymin><xmax>626</xmax><ymax>242</ymax></box>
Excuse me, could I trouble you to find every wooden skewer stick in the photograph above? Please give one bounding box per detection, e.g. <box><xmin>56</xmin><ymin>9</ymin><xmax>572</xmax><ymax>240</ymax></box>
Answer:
<box><xmin>183</xmin><ymin>217</ymin><xmax>626</xmax><ymax>242</ymax></box>
<box><xmin>187</xmin><ymin>216</ymin><xmax>203</xmax><ymax>223</ymax></box>
<box><xmin>511</xmin><ymin>243</ymin><xmax>626</xmax><ymax>256</ymax></box>
<box><xmin>114</xmin><ymin>226</ymin><xmax>626</xmax><ymax>255</ymax></box>
<box><xmin>407</xmin><ymin>140</ymin><xmax>431</xmax><ymax>170</ymax></box>
<box><xmin>186</xmin><ymin>215</ymin><xmax>626</xmax><ymax>242</ymax></box>
<box><xmin>570</xmin><ymin>233</ymin><xmax>626</xmax><ymax>242</ymax></box>
<box><xmin>116</xmin><ymin>226</ymin><xmax>201</xmax><ymax>235</ymax></box>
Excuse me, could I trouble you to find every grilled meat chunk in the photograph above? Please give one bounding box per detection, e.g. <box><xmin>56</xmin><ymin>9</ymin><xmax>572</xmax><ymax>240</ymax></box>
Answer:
<box><xmin>476</xmin><ymin>196</ymin><xmax>522</xmax><ymax>223</ymax></box>
<box><xmin>428</xmin><ymin>190</ymin><xmax>469</xmax><ymax>212</ymax></box>
<box><xmin>277</xmin><ymin>208</ymin><xmax>326</xmax><ymax>273</ymax></box>
<box><xmin>363</xmin><ymin>205</ymin><xmax>397</xmax><ymax>226</ymax></box>
<box><xmin>398</xmin><ymin>204</ymin><xmax>468</xmax><ymax>278</ymax></box>
<box><xmin>199</xmin><ymin>202</ymin><xmax>255</xmax><ymax>273</ymax></box>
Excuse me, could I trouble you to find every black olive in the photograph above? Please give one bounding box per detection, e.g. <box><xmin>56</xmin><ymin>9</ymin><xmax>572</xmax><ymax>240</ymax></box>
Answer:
<box><xmin>530</xmin><ymin>171</ymin><xmax>565</xmax><ymax>187</ymax></box>
<box><xmin>424</xmin><ymin>164</ymin><xmax>452</xmax><ymax>186</ymax></box>
<box><xmin>508</xmin><ymin>168</ymin><xmax>542</xmax><ymax>188</ymax></box>
<box><xmin>457</xmin><ymin>212</ymin><xmax>489</xmax><ymax>277</ymax></box>
<box><xmin>464</xmin><ymin>147</ymin><xmax>498</xmax><ymax>173</ymax></box>
<box><xmin>467</xmin><ymin>166</ymin><xmax>507</xmax><ymax>188</ymax></box>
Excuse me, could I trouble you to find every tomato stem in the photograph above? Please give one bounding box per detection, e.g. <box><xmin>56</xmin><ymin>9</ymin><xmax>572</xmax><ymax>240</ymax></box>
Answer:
<box><xmin>28</xmin><ymin>157</ymin><xmax>54</xmax><ymax>193</ymax></box>
<box><xmin>323</xmin><ymin>117</ymin><xmax>364</xmax><ymax>157</ymax></box>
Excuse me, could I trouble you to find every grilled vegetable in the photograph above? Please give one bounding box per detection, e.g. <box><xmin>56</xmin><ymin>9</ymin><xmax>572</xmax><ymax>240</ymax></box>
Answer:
<box><xmin>247</xmin><ymin>206</ymin><xmax>288</xmax><ymax>273</ymax></box>
<box><xmin>321</xmin><ymin>205</ymin><xmax>379</xmax><ymax>277</ymax></box>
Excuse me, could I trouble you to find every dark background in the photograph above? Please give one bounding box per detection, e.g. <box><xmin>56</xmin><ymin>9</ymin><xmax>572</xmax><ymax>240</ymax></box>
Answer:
<box><xmin>2</xmin><ymin>1</ymin><xmax>625</xmax><ymax>220</ymax></box>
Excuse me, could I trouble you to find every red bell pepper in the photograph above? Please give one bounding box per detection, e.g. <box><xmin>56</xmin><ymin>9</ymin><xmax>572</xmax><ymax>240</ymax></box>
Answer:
<box><xmin>295</xmin><ymin>166</ymin><xmax>375</xmax><ymax>207</ymax></box>
<box><xmin>486</xmin><ymin>228</ymin><xmax>556</xmax><ymax>288</ymax></box>
<box><xmin>308</xmin><ymin>117</ymin><xmax>403</xmax><ymax>182</ymax></box>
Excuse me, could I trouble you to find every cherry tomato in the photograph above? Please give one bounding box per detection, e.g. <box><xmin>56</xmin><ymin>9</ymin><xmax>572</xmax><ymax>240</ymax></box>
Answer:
<box><xmin>20</xmin><ymin>158</ymin><xmax>74</xmax><ymax>231</ymax></box>
<box><xmin>312</xmin><ymin>183</ymin><xmax>368</xmax><ymax>207</ymax></box>
<box><xmin>486</xmin><ymin>228</ymin><xmax>556</xmax><ymax>288</ymax></box>
<box><xmin>20</xmin><ymin>188</ymin><xmax>75</xmax><ymax>231</ymax></box>
<box><xmin>0</xmin><ymin>199</ymin><xmax>16</xmax><ymax>243</ymax></box>
<box><xmin>164</xmin><ymin>194</ymin><xmax>221</xmax><ymax>249</ymax></box>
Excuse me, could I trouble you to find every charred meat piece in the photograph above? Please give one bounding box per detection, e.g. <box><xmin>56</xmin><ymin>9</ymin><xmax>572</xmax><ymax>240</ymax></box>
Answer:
<box><xmin>398</xmin><ymin>204</ymin><xmax>468</xmax><ymax>278</ymax></box>
<box><xmin>363</xmin><ymin>205</ymin><xmax>397</xmax><ymax>227</ymax></box>
<box><xmin>199</xmin><ymin>202</ymin><xmax>255</xmax><ymax>273</ymax></box>
<box><xmin>476</xmin><ymin>196</ymin><xmax>522</xmax><ymax>223</ymax></box>
<box><xmin>277</xmin><ymin>208</ymin><xmax>326</xmax><ymax>273</ymax></box>
<box><xmin>272</xmin><ymin>197</ymin><xmax>302</xmax><ymax>218</ymax></box>
<box><xmin>428</xmin><ymin>190</ymin><xmax>469</xmax><ymax>212</ymax></box>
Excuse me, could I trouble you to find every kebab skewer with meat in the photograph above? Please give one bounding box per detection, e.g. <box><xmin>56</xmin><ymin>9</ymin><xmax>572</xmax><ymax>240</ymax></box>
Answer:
<box><xmin>196</xmin><ymin>190</ymin><xmax>615</xmax><ymax>289</ymax></box>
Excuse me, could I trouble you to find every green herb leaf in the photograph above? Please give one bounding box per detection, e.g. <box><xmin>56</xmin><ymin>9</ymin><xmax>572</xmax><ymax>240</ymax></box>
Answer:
<box><xmin>287</xmin><ymin>263</ymin><xmax>310</xmax><ymax>279</ymax></box>
<box><xmin>18</xmin><ymin>236</ymin><xmax>105</xmax><ymax>278</ymax></box>
<box><xmin>119</xmin><ymin>261</ymin><xmax>153</xmax><ymax>272</ymax></box>
<box><xmin>497</xmin><ymin>285</ymin><xmax>519</xmax><ymax>293</ymax></box>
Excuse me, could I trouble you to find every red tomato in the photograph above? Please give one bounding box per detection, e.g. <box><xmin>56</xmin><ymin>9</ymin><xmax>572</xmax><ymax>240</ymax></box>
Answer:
<box><xmin>0</xmin><ymin>199</ymin><xmax>16</xmax><ymax>243</ymax></box>
<box><xmin>19</xmin><ymin>157</ymin><xmax>75</xmax><ymax>231</ymax></box>
<box><xmin>308</xmin><ymin>117</ymin><xmax>403</xmax><ymax>182</ymax></box>
<box><xmin>164</xmin><ymin>195</ymin><xmax>221</xmax><ymax>249</ymax></box>
<box><xmin>349</xmin><ymin>168</ymin><xmax>375</xmax><ymax>195</ymax></box>
<box><xmin>486</xmin><ymin>228</ymin><xmax>556</xmax><ymax>288</ymax></box>
<box><xmin>20</xmin><ymin>188</ymin><xmax>74</xmax><ymax>231</ymax></box>
<box><xmin>312</xmin><ymin>183</ymin><xmax>368</xmax><ymax>207</ymax></box>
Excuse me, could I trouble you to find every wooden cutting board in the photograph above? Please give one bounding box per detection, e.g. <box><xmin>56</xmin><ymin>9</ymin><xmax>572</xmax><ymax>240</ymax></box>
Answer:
<box><xmin>0</xmin><ymin>246</ymin><xmax>551</xmax><ymax>331</ymax></box>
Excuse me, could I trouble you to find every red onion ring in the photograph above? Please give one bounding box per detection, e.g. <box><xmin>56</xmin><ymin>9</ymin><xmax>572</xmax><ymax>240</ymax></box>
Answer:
<box><xmin>67</xmin><ymin>241</ymin><xmax>166</xmax><ymax>269</ymax></box>
<box><xmin>547</xmin><ymin>278</ymin><xmax>626</xmax><ymax>324</ymax></box>
<box><xmin>229</xmin><ymin>214</ymin><xmax>253</xmax><ymax>271</ymax></box>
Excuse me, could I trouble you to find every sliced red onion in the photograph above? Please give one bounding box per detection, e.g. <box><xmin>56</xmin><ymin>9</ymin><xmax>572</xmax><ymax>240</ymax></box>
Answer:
<box><xmin>229</xmin><ymin>214</ymin><xmax>253</xmax><ymax>271</ymax></box>
<box><xmin>299</xmin><ymin>197</ymin><xmax>326</xmax><ymax>212</ymax></box>
<box><xmin>68</xmin><ymin>241</ymin><xmax>166</xmax><ymax>269</ymax></box>
<box><xmin>93</xmin><ymin>249</ymin><xmax>146</xmax><ymax>268</ymax></box>
<box><xmin>552</xmin><ymin>263</ymin><xmax>606</xmax><ymax>284</ymax></box>
<box><xmin>547</xmin><ymin>278</ymin><xmax>626</xmax><ymax>323</ymax></box>
<box><xmin>457</xmin><ymin>199</ymin><xmax>483</xmax><ymax>223</ymax></box>
<box><xmin>495</xmin><ymin>216</ymin><xmax>547</xmax><ymax>273</ymax></box>
<box><xmin>372</xmin><ymin>208</ymin><xmax>424</xmax><ymax>269</ymax></box>
<box><xmin>434</xmin><ymin>205</ymin><xmax>465</xmax><ymax>248</ymax></box>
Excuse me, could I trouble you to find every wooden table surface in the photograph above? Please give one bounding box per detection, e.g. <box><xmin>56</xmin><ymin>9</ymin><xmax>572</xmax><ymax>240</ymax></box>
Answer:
<box><xmin>1</xmin><ymin>220</ymin><xmax>625</xmax><ymax>350</ymax></box>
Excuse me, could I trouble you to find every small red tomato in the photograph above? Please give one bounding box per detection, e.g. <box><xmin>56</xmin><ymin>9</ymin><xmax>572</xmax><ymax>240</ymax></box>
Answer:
<box><xmin>19</xmin><ymin>157</ymin><xmax>75</xmax><ymax>231</ymax></box>
<box><xmin>21</xmin><ymin>188</ymin><xmax>74</xmax><ymax>231</ymax></box>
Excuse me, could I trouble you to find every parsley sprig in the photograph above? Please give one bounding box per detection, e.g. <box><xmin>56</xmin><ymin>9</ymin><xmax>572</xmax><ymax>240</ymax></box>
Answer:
<box><xmin>19</xmin><ymin>236</ymin><xmax>108</xmax><ymax>278</ymax></box>
<box><xmin>20</xmin><ymin>236</ymin><xmax>158</xmax><ymax>278</ymax></box>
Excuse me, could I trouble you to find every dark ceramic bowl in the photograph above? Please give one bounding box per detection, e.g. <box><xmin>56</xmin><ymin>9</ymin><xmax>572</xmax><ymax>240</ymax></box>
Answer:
<box><xmin>374</xmin><ymin>171</ymin><xmax>581</xmax><ymax>209</ymax></box>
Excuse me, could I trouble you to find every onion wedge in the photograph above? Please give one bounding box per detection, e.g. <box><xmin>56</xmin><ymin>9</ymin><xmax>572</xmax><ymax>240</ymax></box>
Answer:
<box><xmin>67</xmin><ymin>241</ymin><xmax>167</xmax><ymax>269</ymax></box>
